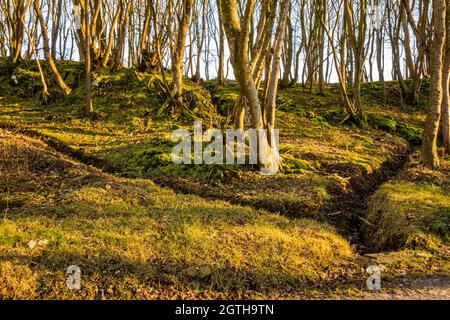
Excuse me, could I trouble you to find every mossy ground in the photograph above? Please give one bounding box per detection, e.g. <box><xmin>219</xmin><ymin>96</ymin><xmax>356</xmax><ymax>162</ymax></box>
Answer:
<box><xmin>0</xmin><ymin>132</ymin><xmax>361</xmax><ymax>299</ymax></box>
<box><xmin>0</xmin><ymin>61</ymin><xmax>409</xmax><ymax>222</ymax></box>
<box><xmin>364</xmin><ymin>151</ymin><xmax>449</xmax><ymax>275</ymax></box>
<box><xmin>0</xmin><ymin>60</ymin><xmax>449</xmax><ymax>299</ymax></box>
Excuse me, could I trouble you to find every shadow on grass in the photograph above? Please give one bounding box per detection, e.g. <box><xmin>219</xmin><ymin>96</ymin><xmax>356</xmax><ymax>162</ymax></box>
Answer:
<box><xmin>0</xmin><ymin>246</ymin><xmax>363</xmax><ymax>299</ymax></box>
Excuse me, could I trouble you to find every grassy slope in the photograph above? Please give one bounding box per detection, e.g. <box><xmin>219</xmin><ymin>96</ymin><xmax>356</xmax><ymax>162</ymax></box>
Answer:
<box><xmin>0</xmin><ymin>62</ymin><xmax>412</xmax><ymax>222</ymax></box>
<box><xmin>0</xmin><ymin>60</ymin><xmax>448</xmax><ymax>299</ymax></box>
<box><xmin>363</xmin><ymin>152</ymin><xmax>450</xmax><ymax>278</ymax></box>
<box><xmin>0</xmin><ymin>132</ymin><xmax>358</xmax><ymax>299</ymax></box>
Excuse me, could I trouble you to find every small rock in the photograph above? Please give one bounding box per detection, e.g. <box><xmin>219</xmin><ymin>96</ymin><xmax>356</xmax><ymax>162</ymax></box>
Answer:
<box><xmin>184</xmin><ymin>266</ymin><xmax>211</xmax><ymax>279</ymax></box>
<box><xmin>97</xmin><ymin>289</ymin><xmax>105</xmax><ymax>300</ymax></box>
<box><xmin>37</xmin><ymin>239</ymin><xmax>49</xmax><ymax>246</ymax></box>
<box><xmin>198</xmin><ymin>266</ymin><xmax>211</xmax><ymax>278</ymax></box>
<box><xmin>27</xmin><ymin>240</ymin><xmax>37</xmax><ymax>249</ymax></box>
<box><xmin>185</xmin><ymin>266</ymin><xmax>198</xmax><ymax>278</ymax></box>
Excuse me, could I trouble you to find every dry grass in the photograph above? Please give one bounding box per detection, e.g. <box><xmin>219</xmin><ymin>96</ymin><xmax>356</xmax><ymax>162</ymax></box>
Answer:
<box><xmin>0</xmin><ymin>132</ymin><xmax>361</xmax><ymax>299</ymax></box>
<box><xmin>364</xmin><ymin>152</ymin><xmax>450</xmax><ymax>276</ymax></box>
<box><xmin>1</xmin><ymin>64</ymin><xmax>447</xmax><ymax>299</ymax></box>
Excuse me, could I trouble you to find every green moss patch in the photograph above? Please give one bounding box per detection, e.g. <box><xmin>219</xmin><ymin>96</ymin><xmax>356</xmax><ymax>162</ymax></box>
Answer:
<box><xmin>0</xmin><ymin>132</ymin><xmax>359</xmax><ymax>299</ymax></box>
<box><xmin>365</xmin><ymin>155</ymin><xmax>450</xmax><ymax>256</ymax></box>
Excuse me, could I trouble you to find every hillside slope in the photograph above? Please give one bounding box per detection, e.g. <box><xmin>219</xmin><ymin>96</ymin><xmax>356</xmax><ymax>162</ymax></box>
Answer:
<box><xmin>0</xmin><ymin>61</ymin><xmax>448</xmax><ymax>299</ymax></box>
<box><xmin>0</xmin><ymin>131</ymin><xmax>362</xmax><ymax>299</ymax></box>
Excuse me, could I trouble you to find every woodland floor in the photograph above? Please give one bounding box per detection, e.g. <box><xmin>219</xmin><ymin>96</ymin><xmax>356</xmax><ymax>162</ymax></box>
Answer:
<box><xmin>0</xmin><ymin>61</ymin><xmax>448</xmax><ymax>299</ymax></box>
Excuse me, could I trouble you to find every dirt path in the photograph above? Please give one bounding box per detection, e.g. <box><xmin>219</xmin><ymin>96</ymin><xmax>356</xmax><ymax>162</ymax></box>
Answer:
<box><xmin>355</xmin><ymin>277</ymin><xmax>450</xmax><ymax>300</ymax></box>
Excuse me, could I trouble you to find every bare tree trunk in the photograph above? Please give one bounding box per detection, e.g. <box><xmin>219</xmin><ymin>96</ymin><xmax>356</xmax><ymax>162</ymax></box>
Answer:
<box><xmin>21</xmin><ymin>0</ymin><xmax>48</xmax><ymax>100</ymax></box>
<box><xmin>34</xmin><ymin>0</ymin><xmax>71</xmax><ymax>95</ymax></box>
<box><xmin>51</xmin><ymin>0</ymin><xmax>62</xmax><ymax>59</ymax></box>
<box><xmin>10</xmin><ymin>0</ymin><xmax>30</xmax><ymax>65</ymax></box>
<box><xmin>217</xmin><ymin>1</ymin><xmax>225</xmax><ymax>88</ymax></box>
<box><xmin>376</xmin><ymin>27</ymin><xmax>387</xmax><ymax>106</ymax></box>
<box><xmin>84</xmin><ymin>0</ymin><xmax>93</xmax><ymax>117</ymax></box>
<box><xmin>113</xmin><ymin>0</ymin><xmax>131</xmax><ymax>68</ymax></box>
<box><xmin>422</xmin><ymin>0</ymin><xmax>446</xmax><ymax>169</ymax></box>
<box><xmin>171</xmin><ymin>0</ymin><xmax>194</xmax><ymax>105</ymax></box>
<box><xmin>317</xmin><ymin>0</ymin><xmax>326</xmax><ymax>94</ymax></box>
<box><xmin>443</xmin><ymin>0</ymin><xmax>450</xmax><ymax>154</ymax></box>
<box><xmin>350</xmin><ymin>0</ymin><xmax>367</xmax><ymax>122</ymax></box>
<box><xmin>73</xmin><ymin>0</ymin><xmax>85</xmax><ymax>62</ymax></box>
<box><xmin>101</xmin><ymin>2</ymin><xmax>122</xmax><ymax>67</ymax></box>
<box><xmin>90</xmin><ymin>0</ymin><xmax>104</xmax><ymax>64</ymax></box>
<box><xmin>219</xmin><ymin>0</ymin><xmax>287</xmax><ymax>171</ymax></box>
<box><xmin>139</xmin><ymin>0</ymin><xmax>152</xmax><ymax>69</ymax></box>
<box><xmin>401</xmin><ymin>5</ymin><xmax>416</xmax><ymax>78</ymax></box>
<box><xmin>193</xmin><ymin>0</ymin><xmax>207</xmax><ymax>83</ymax></box>
<box><xmin>219</xmin><ymin>0</ymin><xmax>262</xmax><ymax>158</ymax></box>
<box><xmin>339</xmin><ymin>30</ymin><xmax>347</xmax><ymax>108</ymax></box>
<box><xmin>265</xmin><ymin>0</ymin><xmax>289</xmax><ymax>166</ymax></box>
<box><xmin>402</xmin><ymin>0</ymin><xmax>430</xmax><ymax>105</ymax></box>
<box><xmin>388</xmin><ymin>1</ymin><xmax>407</xmax><ymax>105</ymax></box>
<box><xmin>280</xmin><ymin>7</ymin><xmax>292</xmax><ymax>88</ymax></box>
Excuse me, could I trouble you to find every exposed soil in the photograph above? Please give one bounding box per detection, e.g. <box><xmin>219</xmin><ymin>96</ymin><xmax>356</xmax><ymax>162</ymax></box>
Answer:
<box><xmin>323</xmin><ymin>145</ymin><xmax>412</xmax><ymax>251</ymax></box>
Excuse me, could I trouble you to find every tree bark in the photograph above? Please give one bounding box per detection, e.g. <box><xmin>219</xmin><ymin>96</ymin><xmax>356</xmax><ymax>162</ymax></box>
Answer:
<box><xmin>265</xmin><ymin>0</ymin><xmax>289</xmax><ymax>159</ymax></box>
<box><xmin>217</xmin><ymin>2</ymin><xmax>225</xmax><ymax>88</ymax></box>
<box><xmin>10</xmin><ymin>0</ymin><xmax>29</xmax><ymax>65</ymax></box>
<box><xmin>51</xmin><ymin>0</ymin><xmax>62</xmax><ymax>59</ymax></box>
<box><xmin>34</xmin><ymin>0</ymin><xmax>71</xmax><ymax>95</ymax></box>
<box><xmin>171</xmin><ymin>0</ymin><xmax>194</xmax><ymax>105</ymax></box>
<box><xmin>280</xmin><ymin>7</ymin><xmax>293</xmax><ymax>88</ymax></box>
<box><xmin>442</xmin><ymin>0</ymin><xmax>450</xmax><ymax>154</ymax></box>
<box><xmin>84</xmin><ymin>0</ymin><xmax>93</xmax><ymax>117</ymax></box>
<box><xmin>422</xmin><ymin>0</ymin><xmax>446</xmax><ymax>169</ymax></box>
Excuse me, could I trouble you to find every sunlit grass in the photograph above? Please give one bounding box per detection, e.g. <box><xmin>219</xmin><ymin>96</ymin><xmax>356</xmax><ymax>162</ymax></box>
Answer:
<box><xmin>0</xmin><ymin>133</ymin><xmax>358</xmax><ymax>299</ymax></box>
